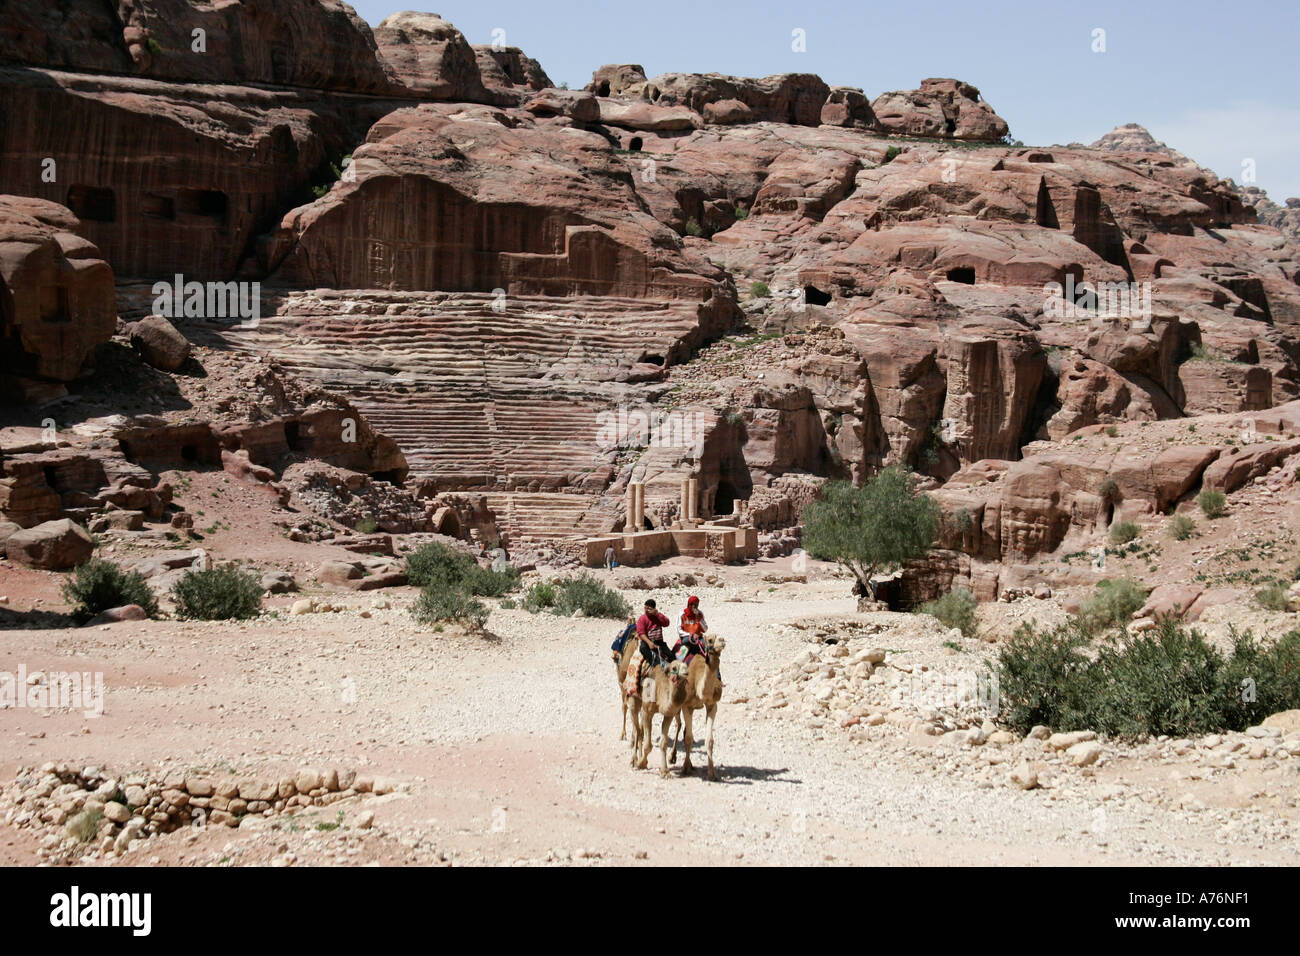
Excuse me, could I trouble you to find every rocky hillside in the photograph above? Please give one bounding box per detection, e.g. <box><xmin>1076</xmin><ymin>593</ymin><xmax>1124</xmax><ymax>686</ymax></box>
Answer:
<box><xmin>3</xmin><ymin>2</ymin><xmax>1299</xmax><ymax>603</ymax></box>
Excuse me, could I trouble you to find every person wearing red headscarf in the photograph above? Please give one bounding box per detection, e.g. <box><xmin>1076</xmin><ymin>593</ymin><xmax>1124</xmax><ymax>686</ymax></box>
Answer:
<box><xmin>675</xmin><ymin>595</ymin><xmax>709</xmax><ymax>661</ymax></box>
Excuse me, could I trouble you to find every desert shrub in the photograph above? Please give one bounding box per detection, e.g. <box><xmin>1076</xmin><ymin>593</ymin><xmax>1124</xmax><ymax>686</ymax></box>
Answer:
<box><xmin>998</xmin><ymin>620</ymin><xmax>1300</xmax><ymax>737</ymax></box>
<box><xmin>1098</xmin><ymin>477</ymin><xmax>1118</xmax><ymax>501</ymax></box>
<box><xmin>1168</xmin><ymin>514</ymin><xmax>1195</xmax><ymax>540</ymax></box>
<box><xmin>354</xmin><ymin>516</ymin><xmax>379</xmax><ymax>534</ymax></box>
<box><xmin>1108</xmin><ymin>521</ymin><xmax>1141</xmax><ymax>545</ymax></box>
<box><xmin>61</xmin><ymin>560</ymin><xmax>158</xmax><ymax>621</ymax></box>
<box><xmin>406</xmin><ymin>541</ymin><xmax>475</xmax><ymax>588</ymax></box>
<box><xmin>1253</xmin><ymin>583</ymin><xmax>1290</xmax><ymax>612</ymax></box>
<box><xmin>749</xmin><ymin>280</ymin><xmax>771</xmax><ymax>298</ymax></box>
<box><xmin>411</xmin><ymin>583</ymin><xmax>488</xmax><ymax>630</ymax></box>
<box><xmin>172</xmin><ymin>566</ymin><xmax>262</xmax><ymax>621</ymax></box>
<box><xmin>951</xmin><ymin>508</ymin><xmax>973</xmax><ymax>534</ymax></box>
<box><xmin>1075</xmin><ymin>578</ymin><xmax>1149</xmax><ymax>636</ymax></box>
<box><xmin>66</xmin><ymin>808</ymin><xmax>104</xmax><ymax>843</ymax></box>
<box><xmin>881</xmin><ymin>146</ymin><xmax>901</xmax><ymax>165</ymax></box>
<box><xmin>523</xmin><ymin>580</ymin><xmax>557</xmax><ymax>613</ymax></box>
<box><xmin>918</xmin><ymin>587</ymin><xmax>977</xmax><ymax>638</ymax></box>
<box><xmin>1198</xmin><ymin>489</ymin><xmax>1226</xmax><ymax>518</ymax></box>
<box><xmin>406</xmin><ymin>541</ymin><xmax>518</xmax><ymax>597</ymax></box>
<box><xmin>684</xmin><ymin>217</ymin><xmax>704</xmax><ymax>237</ymax></box>
<box><xmin>997</xmin><ymin>622</ymin><xmax>1093</xmax><ymax>733</ymax></box>
<box><xmin>734</xmin><ymin>204</ymin><xmax>750</xmax><ymax>221</ymax></box>
<box><xmin>553</xmin><ymin>575</ymin><xmax>631</xmax><ymax>619</ymax></box>
<box><xmin>465</xmin><ymin>564</ymin><xmax>521</xmax><ymax>597</ymax></box>
<box><xmin>1104</xmin><ymin>425</ymin><xmax>1119</xmax><ymax>438</ymax></box>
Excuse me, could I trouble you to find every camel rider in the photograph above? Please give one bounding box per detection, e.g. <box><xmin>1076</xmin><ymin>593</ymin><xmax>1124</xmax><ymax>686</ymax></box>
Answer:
<box><xmin>637</xmin><ymin>599</ymin><xmax>674</xmax><ymax>667</ymax></box>
<box><xmin>675</xmin><ymin>595</ymin><xmax>708</xmax><ymax>658</ymax></box>
<box><xmin>675</xmin><ymin>595</ymin><xmax>720</xmax><ymax>680</ymax></box>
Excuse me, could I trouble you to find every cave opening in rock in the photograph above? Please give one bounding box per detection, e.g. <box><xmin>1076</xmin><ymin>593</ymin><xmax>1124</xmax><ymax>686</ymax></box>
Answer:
<box><xmin>371</xmin><ymin>469</ymin><xmax>403</xmax><ymax>486</ymax></box>
<box><xmin>714</xmin><ymin>480</ymin><xmax>738</xmax><ymax>516</ymax></box>
<box><xmin>177</xmin><ymin>189</ymin><xmax>229</xmax><ymax>220</ymax></box>
<box><xmin>945</xmin><ymin>118</ymin><xmax>957</xmax><ymax>135</ymax></box>
<box><xmin>803</xmin><ymin>285</ymin><xmax>832</xmax><ymax>306</ymax></box>
<box><xmin>435</xmin><ymin>510</ymin><xmax>461</xmax><ymax>537</ymax></box>
<box><xmin>642</xmin><ymin>515</ymin><xmax>655</xmax><ymax>530</ymax></box>
<box><xmin>628</xmin><ymin>136</ymin><xmax>643</xmax><ymax>152</ymax></box>
<box><xmin>66</xmin><ymin>185</ymin><xmax>116</xmax><ymax>223</ymax></box>
<box><xmin>638</xmin><ymin>352</ymin><xmax>664</xmax><ymax>366</ymax></box>
<box><xmin>43</xmin><ymin>466</ymin><xmax>59</xmax><ymax>490</ymax></box>
<box><xmin>597</xmin><ymin>81</ymin><xmax>611</xmax><ymax>97</ymax></box>
<box><xmin>181</xmin><ymin>444</ymin><xmax>198</xmax><ymax>462</ymax></box>
<box><xmin>283</xmin><ymin>420</ymin><xmax>302</xmax><ymax>451</ymax></box>
<box><xmin>946</xmin><ymin>267</ymin><xmax>976</xmax><ymax>284</ymax></box>
<box><xmin>142</xmin><ymin>194</ymin><xmax>176</xmax><ymax>220</ymax></box>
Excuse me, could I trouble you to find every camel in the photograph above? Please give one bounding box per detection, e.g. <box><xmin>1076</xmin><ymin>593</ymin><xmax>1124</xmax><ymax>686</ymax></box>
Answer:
<box><xmin>670</xmin><ymin>635</ymin><xmax>726</xmax><ymax>780</ymax></box>
<box><xmin>614</xmin><ymin>638</ymin><xmax>638</xmax><ymax>740</ymax></box>
<box><xmin>629</xmin><ymin>659</ymin><xmax>690</xmax><ymax>776</ymax></box>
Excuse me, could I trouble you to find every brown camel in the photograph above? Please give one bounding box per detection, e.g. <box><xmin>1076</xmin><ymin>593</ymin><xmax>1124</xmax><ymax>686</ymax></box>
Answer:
<box><xmin>614</xmin><ymin>638</ymin><xmax>638</xmax><ymax>740</ymax></box>
<box><xmin>629</xmin><ymin>660</ymin><xmax>690</xmax><ymax>776</ymax></box>
<box><xmin>671</xmin><ymin>636</ymin><xmax>726</xmax><ymax>780</ymax></box>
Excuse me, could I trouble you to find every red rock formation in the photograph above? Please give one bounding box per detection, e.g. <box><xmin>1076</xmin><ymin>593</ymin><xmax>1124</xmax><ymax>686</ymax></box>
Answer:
<box><xmin>871</xmin><ymin>78</ymin><xmax>1008</xmax><ymax>142</ymax></box>
<box><xmin>1</xmin><ymin>0</ymin><xmax>395</xmax><ymax>95</ymax></box>
<box><xmin>371</xmin><ymin>12</ymin><xmax>491</xmax><ymax>101</ymax></box>
<box><xmin>0</xmin><ymin>196</ymin><xmax>115</xmax><ymax>390</ymax></box>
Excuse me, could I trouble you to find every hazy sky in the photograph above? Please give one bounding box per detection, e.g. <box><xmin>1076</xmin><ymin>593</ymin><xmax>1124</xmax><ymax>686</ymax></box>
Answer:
<box><xmin>350</xmin><ymin>0</ymin><xmax>1300</xmax><ymax>201</ymax></box>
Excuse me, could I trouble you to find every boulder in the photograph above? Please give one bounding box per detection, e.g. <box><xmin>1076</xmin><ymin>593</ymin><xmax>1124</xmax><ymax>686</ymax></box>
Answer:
<box><xmin>871</xmin><ymin>78</ymin><xmax>1008</xmax><ymax>141</ymax></box>
<box><xmin>820</xmin><ymin>87</ymin><xmax>876</xmax><ymax>129</ymax></box>
<box><xmin>586</xmin><ymin>64</ymin><xmax>647</xmax><ymax>96</ymax></box>
<box><xmin>318</xmin><ymin>560</ymin><xmax>364</xmax><ymax>585</ymax></box>
<box><xmin>372</xmin><ymin>12</ymin><xmax>490</xmax><ymax>101</ymax></box>
<box><xmin>4</xmin><ymin>518</ymin><xmax>93</xmax><ymax>570</ymax></box>
<box><xmin>127</xmin><ymin>315</ymin><xmax>191</xmax><ymax>372</ymax></box>
<box><xmin>1135</xmin><ymin>584</ymin><xmax>1203</xmax><ymax>622</ymax></box>
<box><xmin>261</xmin><ymin>571</ymin><xmax>297</xmax><ymax>594</ymax></box>
<box><xmin>0</xmin><ymin>196</ymin><xmax>116</xmax><ymax>384</ymax></box>
<box><xmin>85</xmin><ymin>605</ymin><xmax>149</xmax><ymax>626</ymax></box>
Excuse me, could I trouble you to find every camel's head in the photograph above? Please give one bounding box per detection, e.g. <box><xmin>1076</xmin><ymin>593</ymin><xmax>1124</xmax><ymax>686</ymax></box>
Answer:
<box><xmin>708</xmin><ymin>635</ymin><xmax>726</xmax><ymax>659</ymax></box>
<box><xmin>665</xmin><ymin>660</ymin><xmax>689</xmax><ymax>684</ymax></box>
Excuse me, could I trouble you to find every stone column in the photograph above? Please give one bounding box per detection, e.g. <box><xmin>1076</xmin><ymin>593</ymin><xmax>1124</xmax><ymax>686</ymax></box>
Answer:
<box><xmin>680</xmin><ymin>478</ymin><xmax>691</xmax><ymax>524</ymax></box>
<box><xmin>625</xmin><ymin>484</ymin><xmax>638</xmax><ymax>533</ymax></box>
<box><xmin>687</xmin><ymin>478</ymin><xmax>699</xmax><ymax>521</ymax></box>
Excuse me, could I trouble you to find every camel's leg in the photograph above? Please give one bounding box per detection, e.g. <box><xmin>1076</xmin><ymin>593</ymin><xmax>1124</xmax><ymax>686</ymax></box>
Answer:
<box><xmin>669</xmin><ymin>713</ymin><xmax>681</xmax><ymax>764</ymax></box>
<box><xmin>620</xmin><ymin>690</ymin><xmax>627</xmax><ymax>741</ymax></box>
<box><xmin>635</xmin><ymin>705</ymin><xmax>651</xmax><ymax>769</ymax></box>
<box><xmin>681</xmin><ymin>708</ymin><xmax>695</xmax><ymax>774</ymax></box>
<box><xmin>657</xmin><ymin>714</ymin><xmax>671</xmax><ymax>778</ymax></box>
<box><xmin>705</xmin><ymin>704</ymin><xmax>718</xmax><ymax>781</ymax></box>
<box><xmin>628</xmin><ymin>699</ymin><xmax>641</xmax><ymax>767</ymax></box>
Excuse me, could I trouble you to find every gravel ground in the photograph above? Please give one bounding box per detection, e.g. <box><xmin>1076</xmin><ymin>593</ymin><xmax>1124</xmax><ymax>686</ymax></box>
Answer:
<box><xmin>2</xmin><ymin>564</ymin><xmax>1297</xmax><ymax>866</ymax></box>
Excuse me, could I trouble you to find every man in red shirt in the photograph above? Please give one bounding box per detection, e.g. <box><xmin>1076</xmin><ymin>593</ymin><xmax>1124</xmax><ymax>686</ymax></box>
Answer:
<box><xmin>636</xmin><ymin>598</ymin><xmax>673</xmax><ymax>665</ymax></box>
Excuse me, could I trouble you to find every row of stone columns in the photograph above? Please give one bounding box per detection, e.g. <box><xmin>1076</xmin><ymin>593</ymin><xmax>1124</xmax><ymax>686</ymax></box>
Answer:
<box><xmin>625</xmin><ymin>479</ymin><xmax>702</xmax><ymax>532</ymax></box>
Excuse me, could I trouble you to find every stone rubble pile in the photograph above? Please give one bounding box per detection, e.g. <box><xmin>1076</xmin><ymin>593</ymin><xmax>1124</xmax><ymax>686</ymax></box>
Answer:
<box><xmin>1</xmin><ymin>763</ymin><xmax>395</xmax><ymax>860</ymax></box>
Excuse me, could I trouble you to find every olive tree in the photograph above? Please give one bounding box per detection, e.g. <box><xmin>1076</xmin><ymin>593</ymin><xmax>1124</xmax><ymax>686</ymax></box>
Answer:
<box><xmin>802</xmin><ymin>467</ymin><xmax>939</xmax><ymax>595</ymax></box>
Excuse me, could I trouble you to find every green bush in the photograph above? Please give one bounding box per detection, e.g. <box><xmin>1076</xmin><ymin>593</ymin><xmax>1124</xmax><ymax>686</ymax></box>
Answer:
<box><xmin>918</xmin><ymin>587</ymin><xmax>977</xmax><ymax>638</ymax></box>
<box><xmin>61</xmin><ymin>560</ymin><xmax>158</xmax><ymax>622</ymax></box>
<box><xmin>172</xmin><ymin>566</ymin><xmax>262</xmax><ymax>621</ymax></box>
<box><xmin>1253</xmin><ymin>583</ymin><xmax>1290</xmax><ymax>612</ymax></box>
<box><xmin>1168</xmin><ymin>514</ymin><xmax>1195</xmax><ymax>541</ymax></box>
<box><xmin>734</xmin><ymin>204</ymin><xmax>750</xmax><ymax>221</ymax></box>
<box><xmin>411</xmin><ymin>583</ymin><xmax>488</xmax><ymax>630</ymax></box>
<box><xmin>1108</xmin><ymin>521</ymin><xmax>1141</xmax><ymax>545</ymax></box>
<box><xmin>881</xmin><ymin>146</ymin><xmax>901</xmax><ymax>165</ymax></box>
<box><xmin>1198</xmin><ymin>489</ymin><xmax>1226</xmax><ymax>518</ymax></box>
<box><xmin>1075</xmin><ymin>578</ymin><xmax>1149</xmax><ymax>636</ymax></box>
<box><xmin>1098</xmin><ymin>477</ymin><xmax>1118</xmax><ymax>501</ymax></box>
<box><xmin>997</xmin><ymin>622</ymin><xmax>1093</xmax><ymax>733</ymax></box>
<box><xmin>354</xmin><ymin>516</ymin><xmax>379</xmax><ymax>534</ymax></box>
<box><xmin>405</xmin><ymin>542</ymin><xmax>518</xmax><ymax>596</ymax></box>
<box><xmin>66</xmin><ymin>808</ymin><xmax>104</xmax><ymax>843</ymax></box>
<box><xmin>998</xmin><ymin>620</ymin><xmax>1300</xmax><ymax>737</ymax></box>
<box><xmin>522</xmin><ymin>576</ymin><xmax>630</xmax><ymax>619</ymax></box>
<box><xmin>523</xmin><ymin>581</ymin><xmax>557</xmax><ymax>613</ymax></box>
<box><xmin>749</xmin><ymin>280</ymin><xmax>771</xmax><ymax>298</ymax></box>
<box><xmin>950</xmin><ymin>508</ymin><xmax>973</xmax><ymax>534</ymax></box>
<box><xmin>554</xmin><ymin>575</ymin><xmax>631</xmax><ymax>618</ymax></box>
<box><xmin>1104</xmin><ymin>425</ymin><xmax>1119</xmax><ymax>438</ymax></box>
<box><xmin>683</xmin><ymin>217</ymin><xmax>704</xmax><ymax>237</ymax></box>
